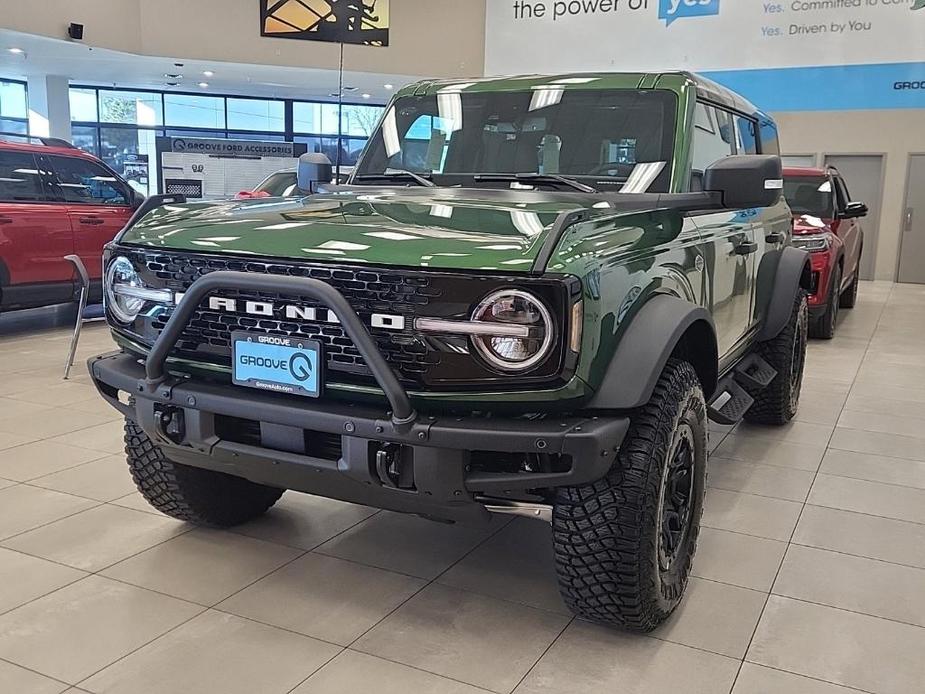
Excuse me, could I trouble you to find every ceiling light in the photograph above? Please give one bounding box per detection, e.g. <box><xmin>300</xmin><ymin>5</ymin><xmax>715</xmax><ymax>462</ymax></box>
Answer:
<box><xmin>164</xmin><ymin>73</ymin><xmax>182</xmax><ymax>79</ymax></box>
<box><xmin>203</xmin><ymin>70</ymin><xmax>214</xmax><ymax>77</ymax></box>
<box><xmin>384</xmin><ymin>84</ymin><xmax>394</xmax><ymax>90</ymax></box>
<box><xmin>343</xmin><ymin>86</ymin><xmax>358</xmax><ymax>92</ymax></box>
<box><xmin>361</xmin><ymin>93</ymin><xmax>371</xmax><ymax>99</ymax></box>
<box><xmin>7</xmin><ymin>48</ymin><xmax>24</xmax><ymax>54</ymax></box>
<box><xmin>198</xmin><ymin>82</ymin><xmax>209</xmax><ymax>88</ymax></box>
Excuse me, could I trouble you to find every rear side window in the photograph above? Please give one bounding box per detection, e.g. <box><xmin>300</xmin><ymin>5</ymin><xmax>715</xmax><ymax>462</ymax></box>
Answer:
<box><xmin>0</xmin><ymin>151</ymin><xmax>46</xmax><ymax>202</ymax></box>
<box><xmin>48</xmin><ymin>155</ymin><xmax>129</xmax><ymax>205</ymax></box>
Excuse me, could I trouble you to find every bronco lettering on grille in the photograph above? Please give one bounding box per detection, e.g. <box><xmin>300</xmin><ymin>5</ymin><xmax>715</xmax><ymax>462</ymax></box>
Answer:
<box><xmin>200</xmin><ymin>295</ymin><xmax>406</xmax><ymax>332</ymax></box>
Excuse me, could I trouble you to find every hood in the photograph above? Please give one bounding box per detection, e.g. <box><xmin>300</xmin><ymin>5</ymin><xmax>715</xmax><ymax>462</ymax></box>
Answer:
<box><xmin>792</xmin><ymin>213</ymin><xmax>835</xmax><ymax>235</ymax></box>
<box><xmin>121</xmin><ymin>188</ymin><xmax>630</xmax><ymax>272</ymax></box>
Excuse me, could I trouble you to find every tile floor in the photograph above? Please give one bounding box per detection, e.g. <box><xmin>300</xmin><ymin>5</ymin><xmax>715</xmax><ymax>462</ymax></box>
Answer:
<box><xmin>0</xmin><ymin>281</ymin><xmax>923</xmax><ymax>693</ymax></box>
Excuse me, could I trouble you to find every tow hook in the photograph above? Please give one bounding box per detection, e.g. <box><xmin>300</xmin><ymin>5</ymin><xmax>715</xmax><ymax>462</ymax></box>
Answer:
<box><xmin>374</xmin><ymin>443</ymin><xmax>415</xmax><ymax>489</ymax></box>
<box><xmin>157</xmin><ymin>406</ymin><xmax>186</xmax><ymax>445</ymax></box>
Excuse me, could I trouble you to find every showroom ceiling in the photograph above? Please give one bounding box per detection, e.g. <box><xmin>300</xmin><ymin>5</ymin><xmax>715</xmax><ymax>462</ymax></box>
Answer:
<box><xmin>0</xmin><ymin>28</ymin><xmax>421</xmax><ymax>101</ymax></box>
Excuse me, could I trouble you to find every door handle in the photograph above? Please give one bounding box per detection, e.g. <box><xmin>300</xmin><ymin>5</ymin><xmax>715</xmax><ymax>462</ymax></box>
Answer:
<box><xmin>0</xmin><ymin>216</ymin><xmax>12</xmax><ymax>225</ymax></box>
<box><xmin>734</xmin><ymin>241</ymin><xmax>759</xmax><ymax>255</ymax></box>
<box><xmin>765</xmin><ymin>232</ymin><xmax>785</xmax><ymax>244</ymax></box>
<box><xmin>78</xmin><ymin>217</ymin><xmax>104</xmax><ymax>226</ymax></box>
<box><xmin>905</xmin><ymin>208</ymin><xmax>914</xmax><ymax>233</ymax></box>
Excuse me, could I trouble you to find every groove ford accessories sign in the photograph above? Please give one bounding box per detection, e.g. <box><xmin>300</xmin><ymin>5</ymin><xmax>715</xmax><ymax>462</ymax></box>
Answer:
<box><xmin>169</xmin><ymin>138</ymin><xmax>295</xmax><ymax>158</ymax></box>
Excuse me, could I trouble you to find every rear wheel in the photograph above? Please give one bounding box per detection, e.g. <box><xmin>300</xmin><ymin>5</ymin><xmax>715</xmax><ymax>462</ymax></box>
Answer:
<box><xmin>552</xmin><ymin>359</ymin><xmax>707</xmax><ymax>631</ymax></box>
<box><xmin>745</xmin><ymin>291</ymin><xmax>808</xmax><ymax>425</ymax></box>
<box><xmin>809</xmin><ymin>264</ymin><xmax>841</xmax><ymax>340</ymax></box>
<box><xmin>124</xmin><ymin>420</ymin><xmax>284</xmax><ymax>527</ymax></box>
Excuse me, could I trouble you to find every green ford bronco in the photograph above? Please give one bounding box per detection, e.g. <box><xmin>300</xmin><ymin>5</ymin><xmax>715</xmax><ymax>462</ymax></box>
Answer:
<box><xmin>90</xmin><ymin>72</ymin><xmax>811</xmax><ymax>631</ymax></box>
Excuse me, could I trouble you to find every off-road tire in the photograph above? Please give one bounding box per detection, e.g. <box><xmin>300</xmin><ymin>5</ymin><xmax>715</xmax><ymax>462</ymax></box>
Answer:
<box><xmin>839</xmin><ymin>264</ymin><xmax>860</xmax><ymax>309</ymax></box>
<box><xmin>552</xmin><ymin>359</ymin><xmax>707</xmax><ymax>632</ymax></box>
<box><xmin>745</xmin><ymin>290</ymin><xmax>808</xmax><ymax>425</ymax></box>
<box><xmin>809</xmin><ymin>264</ymin><xmax>840</xmax><ymax>340</ymax></box>
<box><xmin>124</xmin><ymin>420</ymin><xmax>284</xmax><ymax>527</ymax></box>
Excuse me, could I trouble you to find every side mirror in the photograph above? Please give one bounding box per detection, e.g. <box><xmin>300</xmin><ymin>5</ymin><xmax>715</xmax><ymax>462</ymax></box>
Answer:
<box><xmin>297</xmin><ymin>153</ymin><xmax>333</xmax><ymax>194</ymax></box>
<box><xmin>704</xmin><ymin>155</ymin><xmax>783</xmax><ymax>209</ymax></box>
<box><xmin>131</xmin><ymin>190</ymin><xmax>146</xmax><ymax>210</ymax></box>
<box><xmin>840</xmin><ymin>201</ymin><xmax>868</xmax><ymax>219</ymax></box>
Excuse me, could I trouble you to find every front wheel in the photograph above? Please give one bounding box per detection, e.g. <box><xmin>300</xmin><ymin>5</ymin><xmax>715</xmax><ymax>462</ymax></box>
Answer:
<box><xmin>552</xmin><ymin>359</ymin><xmax>707</xmax><ymax>631</ymax></box>
<box><xmin>124</xmin><ymin>420</ymin><xmax>284</xmax><ymax>527</ymax></box>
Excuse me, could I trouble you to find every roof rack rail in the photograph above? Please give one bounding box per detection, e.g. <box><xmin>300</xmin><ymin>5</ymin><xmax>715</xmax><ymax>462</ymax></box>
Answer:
<box><xmin>0</xmin><ymin>136</ymin><xmax>78</xmax><ymax>149</ymax></box>
<box><xmin>37</xmin><ymin>137</ymin><xmax>78</xmax><ymax>149</ymax></box>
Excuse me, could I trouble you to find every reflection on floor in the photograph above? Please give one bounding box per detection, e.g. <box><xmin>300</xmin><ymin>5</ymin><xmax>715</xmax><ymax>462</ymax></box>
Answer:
<box><xmin>0</xmin><ymin>281</ymin><xmax>923</xmax><ymax>693</ymax></box>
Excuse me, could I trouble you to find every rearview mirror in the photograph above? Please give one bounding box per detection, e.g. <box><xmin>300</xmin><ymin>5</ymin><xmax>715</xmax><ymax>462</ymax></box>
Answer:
<box><xmin>840</xmin><ymin>201</ymin><xmax>869</xmax><ymax>219</ymax></box>
<box><xmin>704</xmin><ymin>155</ymin><xmax>783</xmax><ymax>210</ymax></box>
<box><xmin>297</xmin><ymin>153</ymin><xmax>333</xmax><ymax>194</ymax></box>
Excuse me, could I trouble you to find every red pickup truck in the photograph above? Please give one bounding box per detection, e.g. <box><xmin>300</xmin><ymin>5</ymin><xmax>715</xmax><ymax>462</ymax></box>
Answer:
<box><xmin>783</xmin><ymin>166</ymin><xmax>868</xmax><ymax>339</ymax></box>
<box><xmin>0</xmin><ymin>138</ymin><xmax>141</xmax><ymax>312</ymax></box>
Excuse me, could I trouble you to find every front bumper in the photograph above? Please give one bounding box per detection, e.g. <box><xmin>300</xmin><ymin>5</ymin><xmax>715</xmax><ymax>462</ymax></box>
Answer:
<box><xmin>90</xmin><ymin>351</ymin><xmax>628</xmax><ymax>523</ymax></box>
<box><xmin>806</xmin><ymin>248</ymin><xmax>835</xmax><ymax>310</ymax></box>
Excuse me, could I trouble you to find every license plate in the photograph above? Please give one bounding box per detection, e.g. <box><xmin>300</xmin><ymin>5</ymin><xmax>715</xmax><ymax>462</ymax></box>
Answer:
<box><xmin>231</xmin><ymin>331</ymin><xmax>322</xmax><ymax>398</ymax></box>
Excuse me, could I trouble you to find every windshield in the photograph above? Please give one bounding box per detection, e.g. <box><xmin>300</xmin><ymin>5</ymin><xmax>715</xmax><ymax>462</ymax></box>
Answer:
<box><xmin>255</xmin><ymin>171</ymin><xmax>298</xmax><ymax>197</ymax></box>
<box><xmin>784</xmin><ymin>176</ymin><xmax>835</xmax><ymax>218</ymax></box>
<box><xmin>355</xmin><ymin>88</ymin><xmax>677</xmax><ymax>193</ymax></box>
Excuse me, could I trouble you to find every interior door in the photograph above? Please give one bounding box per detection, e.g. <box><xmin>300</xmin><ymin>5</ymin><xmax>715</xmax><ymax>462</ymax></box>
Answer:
<box><xmin>46</xmin><ymin>154</ymin><xmax>133</xmax><ymax>285</ymax></box>
<box><xmin>898</xmin><ymin>155</ymin><xmax>925</xmax><ymax>285</ymax></box>
<box><xmin>823</xmin><ymin>155</ymin><xmax>885</xmax><ymax>280</ymax></box>
<box><xmin>0</xmin><ymin>151</ymin><xmax>75</xmax><ymax>305</ymax></box>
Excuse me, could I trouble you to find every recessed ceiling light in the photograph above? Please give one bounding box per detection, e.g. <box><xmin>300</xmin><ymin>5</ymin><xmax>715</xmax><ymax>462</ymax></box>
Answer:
<box><xmin>343</xmin><ymin>86</ymin><xmax>358</xmax><ymax>92</ymax></box>
<box><xmin>164</xmin><ymin>82</ymin><xmax>180</xmax><ymax>87</ymax></box>
<box><xmin>164</xmin><ymin>73</ymin><xmax>182</xmax><ymax>79</ymax></box>
<box><xmin>203</xmin><ymin>70</ymin><xmax>214</xmax><ymax>77</ymax></box>
<box><xmin>361</xmin><ymin>93</ymin><xmax>371</xmax><ymax>99</ymax></box>
<box><xmin>198</xmin><ymin>82</ymin><xmax>209</xmax><ymax>88</ymax></box>
<box><xmin>383</xmin><ymin>83</ymin><xmax>394</xmax><ymax>90</ymax></box>
<box><xmin>329</xmin><ymin>92</ymin><xmax>341</xmax><ymax>98</ymax></box>
<box><xmin>7</xmin><ymin>48</ymin><xmax>24</xmax><ymax>54</ymax></box>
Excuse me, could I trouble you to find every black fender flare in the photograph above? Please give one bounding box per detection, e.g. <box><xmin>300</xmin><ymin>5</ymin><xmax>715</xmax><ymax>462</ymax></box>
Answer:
<box><xmin>758</xmin><ymin>246</ymin><xmax>812</xmax><ymax>341</ymax></box>
<box><xmin>587</xmin><ymin>294</ymin><xmax>718</xmax><ymax>410</ymax></box>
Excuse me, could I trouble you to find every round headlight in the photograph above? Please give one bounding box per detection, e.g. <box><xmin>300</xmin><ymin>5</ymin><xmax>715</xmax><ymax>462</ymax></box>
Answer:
<box><xmin>105</xmin><ymin>256</ymin><xmax>145</xmax><ymax>324</ymax></box>
<box><xmin>471</xmin><ymin>290</ymin><xmax>554</xmax><ymax>372</ymax></box>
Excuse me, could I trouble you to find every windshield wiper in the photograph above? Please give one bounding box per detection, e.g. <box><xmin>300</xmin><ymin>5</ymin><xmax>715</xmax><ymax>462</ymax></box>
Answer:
<box><xmin>473</xmin><ymin>173</ymin><xmax>598</xmax><ymax>193</ymax></box>
<box><xmin>353</xmin><ymin>170</ymin><xmax>436</xmax><ymax>187</ymax></box>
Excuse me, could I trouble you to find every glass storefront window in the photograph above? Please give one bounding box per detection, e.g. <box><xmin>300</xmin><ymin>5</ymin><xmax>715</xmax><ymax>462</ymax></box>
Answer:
<box><xmin>0</xmin><ymin>80</ymin><xmax>28</xmax><ymax>120</ymax></box>
<box><xmin>69</xmin><ymin>88</ymin><xmax>99</xmax><ymax>122</ymax></box>
<box><xmin>227</xmin><ymin>98</ymin><xmax>284</xmax><ymax>132</ymax></box>
<box><xmin>165</xmin><ymin>94</ymin><xmax>225</xmax><ymax>129</ymax></box>
<box><xmin>100</xmin><ymin>126</ymin><xmax>161</xmax><ymax>195</ymax></box>
<box><xmin>341</xmin><ymin>105</ymin><xmax>383</xmax><ymax>137</ymax></box>
<box><xmin>293</xmin><ymin>102</ymin><xmax>323</xmax><ymax>134</ymax></box>
<box><xmin>99</xmin><ymin>90</ymin><xmax>163</xmax><ymax>126</ymax></box>
<box><xmin>0</xmin><ymin>118</ymin><xmax>28</xmax><ymax>136</ymax></box>
<box><xmin>71</xmin><ymin>125</ymin><xmax>99</xmax><ymax>156</ymax></box>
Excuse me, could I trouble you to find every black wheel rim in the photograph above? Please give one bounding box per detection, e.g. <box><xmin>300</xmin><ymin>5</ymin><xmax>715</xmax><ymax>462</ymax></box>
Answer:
<box><xmin>658</xmin><ymin>424</ymin><xmax>695</xmax><ymax>573</ymax></box>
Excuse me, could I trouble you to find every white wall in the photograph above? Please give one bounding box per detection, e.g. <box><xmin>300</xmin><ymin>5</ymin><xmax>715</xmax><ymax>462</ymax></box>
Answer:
<box><xmin>774</xmin><ymin>109</ymin><xmax>925</xmax><ymax>281</ymax></box>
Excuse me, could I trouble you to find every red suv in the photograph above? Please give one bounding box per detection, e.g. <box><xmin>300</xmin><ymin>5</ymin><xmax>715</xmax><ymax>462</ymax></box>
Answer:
<box><xmin>783</xmin><ymin>167</ymin><xmax>867</xmax><ymax>339</ymax></box>
<box><xmin>0</xmin><ymin>138</ymin><xmax>141</xmax><ymax>312</ymax></box>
